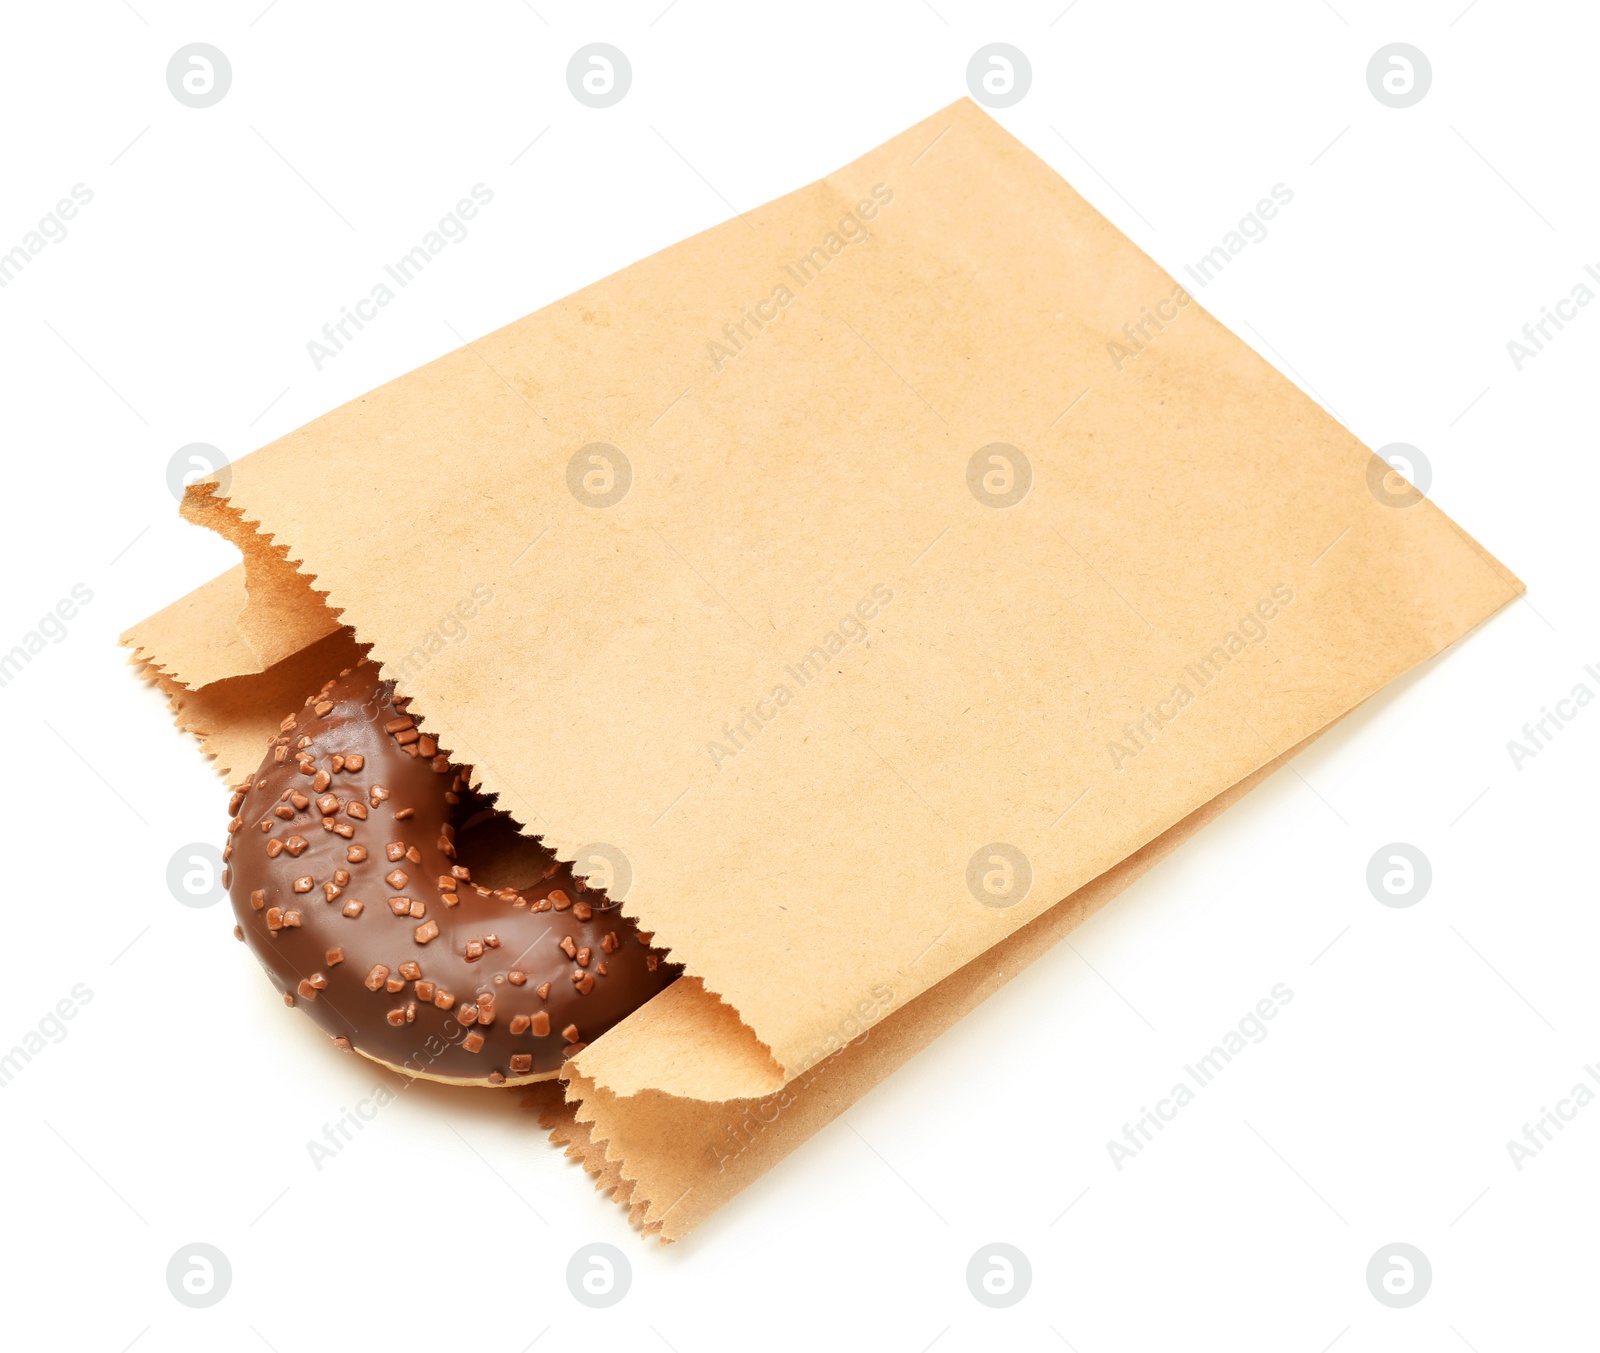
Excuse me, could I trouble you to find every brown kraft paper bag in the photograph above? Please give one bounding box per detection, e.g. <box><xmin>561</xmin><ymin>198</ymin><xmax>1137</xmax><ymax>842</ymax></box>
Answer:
<box><xmin>123</xmin><ymin>98</ymin><xmax>1520</xmax><ymax>1239</ymax></box>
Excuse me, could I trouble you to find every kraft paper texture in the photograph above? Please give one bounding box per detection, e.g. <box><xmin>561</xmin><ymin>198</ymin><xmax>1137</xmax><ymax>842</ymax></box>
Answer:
<box><xmin>123</xmin><ymin>98</ymin><xmax>1519</xmax><ymax>1238</ymax></box>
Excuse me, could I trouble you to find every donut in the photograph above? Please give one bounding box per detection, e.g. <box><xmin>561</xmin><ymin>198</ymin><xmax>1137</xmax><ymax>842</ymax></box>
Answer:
<box><xmin>224</xmin><ymin>659</ymin><xmax>676</xmax><ymax>1085</ymax></box>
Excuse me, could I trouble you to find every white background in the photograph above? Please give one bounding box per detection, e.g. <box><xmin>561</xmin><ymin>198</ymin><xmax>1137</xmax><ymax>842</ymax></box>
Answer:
<box><xmin>1</xmin><ymin>2</ymin><xmax>1595</xmax><ymax>1349</ymax></box>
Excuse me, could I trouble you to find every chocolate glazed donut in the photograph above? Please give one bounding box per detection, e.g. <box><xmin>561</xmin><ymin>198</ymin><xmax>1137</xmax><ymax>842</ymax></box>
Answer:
<box><xmin>225</xmin><ymin>659</ymin><xmax>676</xmax><ymax>1085</ymax></box>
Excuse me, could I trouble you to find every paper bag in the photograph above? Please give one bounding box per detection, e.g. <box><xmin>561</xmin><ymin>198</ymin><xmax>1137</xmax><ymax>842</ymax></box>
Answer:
<box><xmin>123</xmin><ymin>98</ymin><xmax>1519</xmax><ymax>1238</ymax></box>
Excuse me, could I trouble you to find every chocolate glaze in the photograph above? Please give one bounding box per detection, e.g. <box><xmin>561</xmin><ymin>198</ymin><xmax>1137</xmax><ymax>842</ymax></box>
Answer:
<box><xmin>226</xmin><ymin>660</ymin><xmax>676</xmax><ymax>1084</ymax></box>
